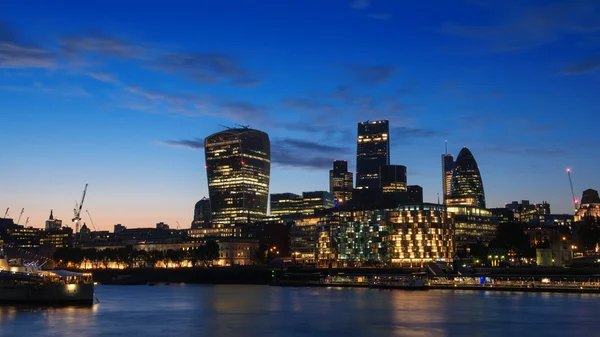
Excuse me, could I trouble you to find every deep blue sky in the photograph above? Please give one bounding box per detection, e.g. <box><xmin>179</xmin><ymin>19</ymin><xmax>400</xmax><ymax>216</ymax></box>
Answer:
<box><xmin>1</xmin><ymin>0</ymin><xmax>599</xmax><ymax>230</ymax></box>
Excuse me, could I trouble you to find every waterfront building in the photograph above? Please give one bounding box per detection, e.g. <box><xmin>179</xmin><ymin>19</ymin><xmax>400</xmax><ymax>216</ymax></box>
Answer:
<box><xmin>334</xmin><ymin>204</ymin><xmax>454</xmax><ymax>267</ymax></box>
<box><xmin>441</xmin><ymin>154</ymin><xmax>454</xmax><ymax>202</ymax></box>
<box><xmin>302</xmin><ymin>191</ymin><xmax>335</xmax><ymax>215</ymax></box>
<box><xmin>7</xmin><ymin>226</ymin><xmax>41</xmax><ymax>250</ymax></box>
<box><xmin>290</xmin><ymin>217</ymin><xmax>321</xmax><ymax>264</ymax></box>
<box><xmin>329</xmin><ymin>160</ymin><xmax>353</xmax><ymax>204</ymax></box>
<box><xmin>446</xmin><ymin>205</ymin><xmax>495</xmax><ymax>251</ymax></box>
<box><xmin>187</xmin><ymin>226</ymin><xmax>247</xmax><ymax>240</ymax></box>
<box><xmin>204</xmin><ymin>127</ymin><xmax>271</xmax><ymax>226</ymax></box>
<box><xmin>270</xmin><ymin>193</ymin><xmax>303</xmax><ymax>218</ymax></box>
<box><xmin>536</xmin><ymin>239</ymin><xmax>573</xmax><ymax>267</ymax></box>
<box><xmin>356</xmin><ymin>120</ymin><xmax>390</xmax><ymax>191</ymax></box>
<box><xmin>575</xmin><ymin>189</ymin><xmax>600</xmax><ymax>221</ymax></box>
<box><xmin>216</xmin><ymin>238</ymin><xmax>259</xmax><ymax>266</ymax></box>
<box><xmin>191</xmin><ymin>197</ymin><xmax>211</xmax><ymax>229</ymax></box>
<box><xmin>446</xmin><ymin>147</ymin><xmax>486</xmax><ymax>208</ymax></box>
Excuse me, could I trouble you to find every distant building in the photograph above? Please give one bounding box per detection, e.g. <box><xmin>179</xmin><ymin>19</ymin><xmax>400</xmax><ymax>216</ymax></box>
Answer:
<box><xmin>45</xmin><ymin>210</ymin><xmax>63</xmax><ymax>230</ymax></box>
<box><xmin>114</xmin><ymin>224</ymin><xmax>127</xmax><ymax>233</ymax></box>
<box><xmin>446</xmin><ymin>147</ymin><xmax>486</xmax><ymax>208</ymax></box>
<box><xmin>205</xmin><ymin>127</ymin><xmax>271</xmax><ymax>226</ymax></box>
<box><xmin>270</xmin><ymin>193</ymin><xmax>303</xmax><ymax>218</ymax></box>
<box><xmin>41</xmin><ymin>227</ymin><xmax>73</xmax><ymax>249</ymax></box>
<box><xmin>380</xmin><ymin>165</ymin><xmax>407</xmax><ymax>193</ymax></box>
<box><xmin>156</xmin><ymin>222</ymin><xmax>169</xmax><ymax>230</ymax></box>
<box><xmin>302</xmin><ymin>191</ymin><xmax>335</xmax><ymax>215</ymax></box>
<box><xmin>356</xmin><ymin>120</ymin><xmax>390</xmax><ymax>192</ymax></box>
<box><xmin>441</xmin><ymin>154</ymin><xmax>454</xmax><ymax>202</ymax></box>
<box><xmin>329</xmin><ymin>160</ymin><xmax>353</xmax><ymax>204</ymax></box>
<box><xmin>407</xmin><ymin>185</ymin><xmax>423</xmax><ymax>204</ymax></box>
<box><xmin>576</xmin><ymin>189</ymin><xmax>600</xmax><ymax>221</ymax></box>
<box><xmin>192</xmin><ymin>197</ymin><xmax>211</xmax><ymax>229</ymax></box>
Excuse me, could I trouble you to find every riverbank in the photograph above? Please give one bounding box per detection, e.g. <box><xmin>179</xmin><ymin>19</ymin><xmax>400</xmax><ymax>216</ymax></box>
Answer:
<box><xmin>272</xmin><ymin>280</ymin><xmax>600</xmax><ymax>294</ymax></box>
<box><xmin>92</xmin><ymin>267</ymin><xmax>272</xmax><ymax>285</ymax></box>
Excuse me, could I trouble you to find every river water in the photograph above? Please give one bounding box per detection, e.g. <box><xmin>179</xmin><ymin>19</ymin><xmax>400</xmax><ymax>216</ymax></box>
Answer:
<box><xmin>0</xmin><ymin>285</ymin><xmax>599</xmax><ymax>336</ymax></box>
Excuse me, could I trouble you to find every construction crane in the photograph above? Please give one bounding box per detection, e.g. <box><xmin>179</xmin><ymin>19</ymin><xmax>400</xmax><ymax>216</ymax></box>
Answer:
<box><xmin>72</xmin><ymin>184</ymin><xmax>88</xmax><ymax>233</ymax></box>
<box><xmin>85</xmin><ymin>210</ymin><xmax>97</xmax><ymax>231</ymax></box>
<box><xmin>24</xmin><ymin>217</ymin><xmax>29</xmax><ymax>227</ymax></box>
<box><xmin>16</xmin><ymin>208</ymin><xmax>24</xmax><ymax>225</ymax></box>
<box><xmin>176</xmin><ymin>221</ymin><xmax>181</xmax><ymax>230</ymax></box>
<box><xmin>567</xmin><ymin>168</ymin><xmax>578</xmax><ymax>212</ymax></box>
<box><xmin>3</xmin><ymin>208</ymin><xmax>9</xmax><ymax>219</ymax></box>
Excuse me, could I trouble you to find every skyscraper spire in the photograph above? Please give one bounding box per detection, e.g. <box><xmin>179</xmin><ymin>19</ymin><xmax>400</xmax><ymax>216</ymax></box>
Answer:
<box><xmin>49</xmin><ymin>209</ymin><xmax>54</xmax><ymax>220</ymax></box>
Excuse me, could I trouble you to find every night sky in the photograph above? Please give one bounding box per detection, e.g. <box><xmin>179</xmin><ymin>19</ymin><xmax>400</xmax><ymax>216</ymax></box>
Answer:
<box><xmin>1</xmin><ymin>0</ymin><xmax>599</xmax><ymax>230</ymax></box>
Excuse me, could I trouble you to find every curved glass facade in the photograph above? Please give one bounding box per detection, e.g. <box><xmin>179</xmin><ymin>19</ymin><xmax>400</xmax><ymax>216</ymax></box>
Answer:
<box><xmin>448</xmin><ymin>147</ymin><xmax>486</xmax><ymax>208</ymax></box>
<box><xmin>204</xmin><ymin>128</ymin><xmax>270</xmax><ymax>226</ymax></box>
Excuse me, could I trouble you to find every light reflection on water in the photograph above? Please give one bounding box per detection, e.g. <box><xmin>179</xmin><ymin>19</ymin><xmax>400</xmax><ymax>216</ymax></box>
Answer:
<box><xmin>0</xmin><ymin>285</ymin><xmax>599</xmax><ymax>337</ymax></box>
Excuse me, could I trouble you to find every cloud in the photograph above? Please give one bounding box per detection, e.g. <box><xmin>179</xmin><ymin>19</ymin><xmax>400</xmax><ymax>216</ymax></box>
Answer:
<box><xmin>349</xmin><ymin>0</ymin><xmax>370</xmax><ymax>10</ymax></box>
<box><xmin>60</xmin><ymin>33</ymin><xmax>145</xmax><ymax>59</ymax></box>
<box><xmin>345</xmin><ymin>65</ymin><xmax>397</xmax><ymax>85</ymax></box>
<box><xmin>218</xmin><ymin>101</ymin><xmax>266</xmax><ymax>120</ymax></box>
<box><xmin>88</xmin><ymin>72</ymin><xmax>120</xmax><ymax>84</ymax></box>
<box><xmin>0</xmin><ymin>20</ymin><xmax>55</xmax><ymax>69</ymax></box>
<box><xmin>366</xmin><ymin>13</ymin><xmax>393</xmax><ymax>20</ymax></box>
<box><xmin>149</xmin><ymin>52</ymin><xmax>258</xmax><ymax>85</ymax></box>
<box><xmin>483</xmin><ymin>145</ymin><xmax>566</xmax><ymax>157</ymax></box>
<box><xmin>560</xmin><ymin>58</ymin><xmax>600</xmax><ymax>75</ymax></box>
<box><xmin>281</xmin><ymin>97</ymin><xmax>335</xmax><ymax>111</ymax></box>
<box><xmin>439</xmin><ymin>2</ymin><xmax>600</xmax><ymax>51</ymax></box>
<box><xmin>391</xmin><ymin>126</ymin><xmax>440</xmax><ymax>139</ymax></box>
<box><xmin>161</xmin><ymin>138</ymin><xmax>204</xmax><ymax>150</ymax></box>
<box><xmin>272</xmin><ymin>138</ymin><xmax>351</xmax><ymax>170</ymax></box>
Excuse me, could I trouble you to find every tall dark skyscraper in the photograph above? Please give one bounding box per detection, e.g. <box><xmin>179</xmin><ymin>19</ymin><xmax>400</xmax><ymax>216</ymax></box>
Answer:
<box><xmin>442</xmin><ymin>154</ymin><xmax>454</xmax><ymax>201</ymax></box>
<box><xmin>329</xmin><ymin>160</ymin><xmax>353</xmax><ymax>203</ymax></box>
<box><xmin>204</xmin><ymin>127</ymin><xmax>270</xmax><ymax>226</ymax></box>
<box><xmin>380</xmin><ymin>164</ymin><xmax>407</xmax><ymax>194</ymax></box>
<box><xmin>447</xmin><ymin>147</ymin><xmax>486</xmax><ymax>208</ymax></box>
<box><xmin>356</xmin><ymin>120</ymin><xmax>390</xmax><ymax>191</ymax></box>
<box><xmin>191</xmin><ymin>197</ymin><xmax>211</xmax><ymax>229</ymax></box>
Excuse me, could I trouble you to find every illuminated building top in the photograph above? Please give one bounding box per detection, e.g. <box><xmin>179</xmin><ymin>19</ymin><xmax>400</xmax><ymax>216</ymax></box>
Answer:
<box><xmin>356</xmin><ymin>120</ymin><xmax>390</xmax><ymax>191</ymax></box>
<box><xmin>447</xmin><ymin>147</ymin><xmax>486</xmax><ymax>208</ymax></box>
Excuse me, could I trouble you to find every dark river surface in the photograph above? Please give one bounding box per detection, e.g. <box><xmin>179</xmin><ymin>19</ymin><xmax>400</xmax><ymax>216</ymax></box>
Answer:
<box><xmin>1</xmin><ymin>285</ymin><xmax>599</xmax><ymax>336</ymax></box>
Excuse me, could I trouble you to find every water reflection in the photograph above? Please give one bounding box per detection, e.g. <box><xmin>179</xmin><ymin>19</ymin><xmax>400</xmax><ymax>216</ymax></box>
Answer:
<box><xmin>0</xmin><ymin>286</ymin><xmax>599</xmax><ymax>337</ymax></box>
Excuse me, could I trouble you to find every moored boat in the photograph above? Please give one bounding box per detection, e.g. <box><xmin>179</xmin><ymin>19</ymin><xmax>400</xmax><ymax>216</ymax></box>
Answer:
<box><xmin>0</xmin><ymin>256</ymin><xmax>95</xmax><ymax>305</ymax></box>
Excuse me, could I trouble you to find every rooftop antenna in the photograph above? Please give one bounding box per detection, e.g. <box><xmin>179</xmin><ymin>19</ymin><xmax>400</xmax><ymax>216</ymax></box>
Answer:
<box><xmin>235</xmin><ymin>124</ymin><xmax>250</xmax><ymax>129</ymax></box>
<box><xmin>437</xmin><ymin>193</ymin><xmax>440</xmax><ymax>205</ymax></box>
<box><xmin>218</xmin><ymin>124</ymin><xmax>232</xmax><ymax>130</ymax></box>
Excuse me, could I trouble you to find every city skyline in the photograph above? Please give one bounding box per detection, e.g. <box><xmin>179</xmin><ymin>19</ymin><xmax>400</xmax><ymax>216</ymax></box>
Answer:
<box><xmin>1</xmin><ymin>1</ymin><xmax>599</xmax><ymax>229</ymax></box>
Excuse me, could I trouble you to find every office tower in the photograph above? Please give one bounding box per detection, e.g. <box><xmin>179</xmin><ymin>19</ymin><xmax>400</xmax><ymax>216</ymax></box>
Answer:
<box><xmin>302</xmin><ymin>191</ymin><xmax>335</xmax><ymax>215</ymax></box>
<box><xmin>329</xmin><ymin>160</ymin><xmax>353</xmax><ymax>204</ymax></box>
<box><xmin>192</xmin><ymin>197</ymin><xmax>212</xmax><ymax>229</ymax></box>
<box><xmin>442</xmin><ymin>154</ymin><xmax>454</xmax><ymax>201</ymax></box>
<box><xmin>205</xmin><ymin>127</ymin><xmax>271</xmax><ymax>226</ymax></box>
<box><xmin>447</xmin><ymin>147</ymin><xmax>486</xmax><ymax>208</ymax></box>
<box><xmin>356</xmin><ymin>120</ymin><xmax>390</xmax><ymax>191</ymax></box>
<box><xmin>270</xmin><ymin>193</ymin><xmax>303</xmax><ymax>218</ymax></box>
<box><xmin>380</xmin><ymin>165</ymin><xmax>407</xmax><ymax>193</ymax></box>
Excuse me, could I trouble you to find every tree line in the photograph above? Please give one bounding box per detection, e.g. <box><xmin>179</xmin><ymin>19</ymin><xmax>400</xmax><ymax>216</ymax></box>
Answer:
<box><xmin>53</xmin><ymin>241</ymin><xmax>220</xmax><ymax>269</ymax></box>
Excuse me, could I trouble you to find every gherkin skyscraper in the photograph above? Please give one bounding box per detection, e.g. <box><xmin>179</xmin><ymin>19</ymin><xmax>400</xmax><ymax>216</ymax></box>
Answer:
<box><xmin>447</xmin><ymin>147</ymin><xmax>485</xmax><ymax>208</ymax></box>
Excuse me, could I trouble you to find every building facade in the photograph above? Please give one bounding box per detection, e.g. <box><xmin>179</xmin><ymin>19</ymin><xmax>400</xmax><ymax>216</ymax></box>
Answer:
<box><xmin>270</xmin><ymin>193</ymin><xmax>303</xmax><ymax>218</ymax></box>
<box><xmin>380</xmin><ymin>165</ymin><xmax>407</xmax><ymax>193</ymax></box>
<box><xmin>446</xmin><ymin>147</ymin><xmax>486</xmax><ymax>208</ymax></box>
<box><xmin>446</xmin><ymin>205</ymin><xmax>495</xmax><ymax>251</ymax></box>
<box><xmin>356</xmin><ymin>120</ymin><xmax>390</xmax><ymax>191</ymax></box>
<box><xmin>302</xmin><ymin>191</ymin><xmax>335</xmax><ymax>215</ymax></box>
<box><xmin>576</xmin><ymin>189</ymin><xmax>600</xmax><ymax>221</ymax></box>
<box><xmin>204</xmin><ymin>127</ymin><xmax>271</xmax><ymax>226</ymax></box>
<box><xmin>329</xmin><ymin>160</ymin><xmax>353</xmax><ymax>204</ymax></box>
